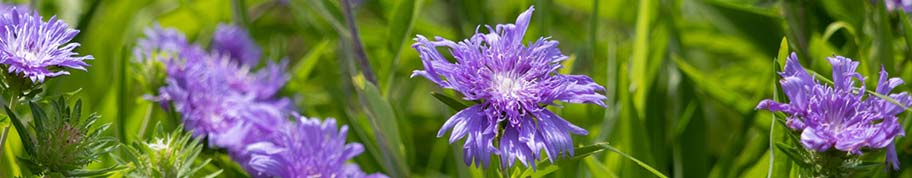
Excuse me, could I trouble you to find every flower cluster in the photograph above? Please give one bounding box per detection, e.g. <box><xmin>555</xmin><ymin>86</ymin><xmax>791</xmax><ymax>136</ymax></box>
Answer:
<box><xmin>245</xmin><ymin>117</ymin><xmax>387</xmax><ymax>178</ymax></box>
<box><xmin>157</xmin><ymin>54</ymin><xmax>290</xmax><ymax>151</ymax></box>
<box><xmin>756</xmin><ymin>53</ymin><xmax>912</xmax><ymax>169</ymax></box>
<box><xmin>0</xmin><ymin>7</ymin><xmax>91</xmax><ymax>83</ymax></box>
<box><xmin>412</xmin><ymin>6</ymin><xmax>606</xmax><ymax>169</ymax></box>
<box><xmin>144</xmin><ymin>24</ymin><xmax>384</xmax><ymax>177</ymax></box>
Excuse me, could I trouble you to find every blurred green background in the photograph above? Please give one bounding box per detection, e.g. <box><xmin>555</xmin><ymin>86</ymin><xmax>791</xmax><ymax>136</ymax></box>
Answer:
<box><xmin>3</xmin><ymin>0</ymin><xmax>912</xmax><ymax>177</ymax></box>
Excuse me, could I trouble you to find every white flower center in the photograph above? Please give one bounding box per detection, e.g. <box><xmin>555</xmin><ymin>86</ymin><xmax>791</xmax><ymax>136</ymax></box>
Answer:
<box><xmin>492</xmin><ymin>73</ymin><xmax>527</xmax><ymax>98</ymax></box>
<box><xmin>18</xmin><ymin>50</ymin><xmax>44</xmax><ymax>67</ymax></box>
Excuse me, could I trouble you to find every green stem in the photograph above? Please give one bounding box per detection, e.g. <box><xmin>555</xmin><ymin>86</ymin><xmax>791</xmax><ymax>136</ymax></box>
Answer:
<box><xmin>341</xmin><ymin>0</ymin><xmax>378</xmax><ymax>85</ymax></box>
<box><xmin>136</xmin><ymin>104</ymin><xmax>154</xmax><ymax>139</ymax></box>
<box><xmin>0</xmin><ymin>91</ymin><xmax>17</xmax><ymax>178</ymax></box>
<box><xmin>230</xmin><ymin>0</ymin><xmax>250</xmax><ymax>27</ymax></box>
<box><xmin>0</xmin><ymin>126</ymin><xmax>7</xmax><ymax>178</ymax></box>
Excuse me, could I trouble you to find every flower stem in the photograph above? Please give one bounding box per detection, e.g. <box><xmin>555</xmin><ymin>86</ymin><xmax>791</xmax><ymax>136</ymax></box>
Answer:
<box><xmin>341</xmin><ymin>0</ymin><xmax>378</xmax><ymax>85</ymax></box>
<box><xmin>231</xmin><ymin>0</ymin><xmax>250</xmax><ymax>27</ymax></box>
<box><xmin>136</xmin><ymin>103</ymin><xmax>154</xmax><ymax>139</ymax></box>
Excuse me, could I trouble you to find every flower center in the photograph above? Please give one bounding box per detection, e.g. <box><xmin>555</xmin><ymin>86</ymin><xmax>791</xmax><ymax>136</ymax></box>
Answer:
<box><xmin>492</xmin><ymin>73</ymin><xmax>527</xmax><ymax>99</ymax></box>
<box><xmin>17</xmin><ymin>50</ymin><xmax>44</xmax><ymax>67</ymax></box>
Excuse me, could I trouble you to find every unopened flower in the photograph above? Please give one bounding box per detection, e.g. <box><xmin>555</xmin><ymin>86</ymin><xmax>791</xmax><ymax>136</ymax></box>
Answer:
<box><xmin>0</xmin><ymin>8</ymin><xmax>91</xmax><ymax>82</ymax></box>
<box><xmin>5</xmin><ymin>97</ymin><xmax>118</xmax><ymax>176</ymax></box>
<box><xmin>412</xmin><ymin>6</ymin><xmax>606</xmax><ymax>169</ymax></box>
<box><xmin>118</xmin><ymin>124</ymin><xmax>222</xmax><ymax>178</ymax></box>
<box><xmin>756</xmin><ymin>53</ymin><xmax>912</xmax><ymax>170</ymax></box>
<box><xmin>245</xmin><ymin>117</ymin><xmax>387</xmax><ymax>178</ymax></box>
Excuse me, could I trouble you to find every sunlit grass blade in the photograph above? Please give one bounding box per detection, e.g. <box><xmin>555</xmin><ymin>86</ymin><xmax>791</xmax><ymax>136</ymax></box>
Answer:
<box><xmin>630</xmin><ymin>0</ymin><xmax>656</xmax><ymax>119</ymax></box>
<box><xmin>292</xmin><ymin>40</ymin><xmax>332</xmax><ymax>81</ymax></box>
<box><xmin>352</xmin><ymin>75</ymin><xmax>409</xmax><ymax>178</ymax></box>
<box><xmin>382</xmin><ymin>0</ymin><xmax>425</xmax><ymax>94</ymax></box>
<box><xmin>769</xmin><ymin>37</ymin><xmax>791</xmax><ymax>178</ymax></box>
<box><xmin>517</xmin><ymin>142</ymin><xmax>668</xmax><ymax>178</ymax></box>
<box><xmin>672</xmin><ymin>57</ymin><xmax>753</xmax><ymax>112</ymax></box>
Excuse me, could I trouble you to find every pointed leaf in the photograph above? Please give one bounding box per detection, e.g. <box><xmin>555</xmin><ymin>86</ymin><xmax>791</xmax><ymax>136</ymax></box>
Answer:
<box><xmin>352</xmin><ymin>74</ymin><xmax>409</xmax><ymax>177</ymax></box>
<box><xmin>3</xmin><ymin>106</ymin><xmax>33</xmax><ymax>156</ymax></box>
<box><xmin>430</xmin><ymin>92</ymin><xmax>469</xmax><ymax>111</ymax></box>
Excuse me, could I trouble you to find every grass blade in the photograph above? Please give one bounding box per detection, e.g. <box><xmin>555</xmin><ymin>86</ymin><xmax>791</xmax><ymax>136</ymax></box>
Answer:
<box><xmin>630</xmin><ymin>0</ymin><xmax>656</xmax><ymax>118</ymax></box>
<box><xmin>430</xmin><ymin>92</ymin><xmax>469</xmax><ymax>111</ymax></box>
<box><xmin>517</xmin><ymin>142</ymin><xmax>668</xmax><ymax>178</ymax></box>
<box><xmin>352</xmin><ymin>75</ymin><xmax>409</xmax><ymax>177</ymax></box>
<box><xmin>382</xmin><ymin>0</ymin><xmax>425</xmax><ymax>93</ymax></box>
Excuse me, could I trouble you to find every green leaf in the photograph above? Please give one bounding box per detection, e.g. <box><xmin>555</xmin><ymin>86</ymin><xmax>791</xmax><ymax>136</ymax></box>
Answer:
<box><xmin>869</xmin><ymin>0</ymin><xmax>894</xmax><ymax>74</ymax></box>
<box><xmin>518</xmin><ymin>143</ymin><xmax>668</xmax><ymax>178</ymax></box>
<box><xmin>381</xmin><ymin>0</ymin><xmax>425</xmax><ymax>94</ymax></box>
<box><xmin>430</xmin><ymin>92</ymin><xmax>469</xmax><ymax>111</ymax></box>
<box><xmin>583</xmin><ymin>156</ymin><xmax>618</xmax><ymax>178</ymax></box>
<box><xmin>673</xmin><ymin>57</ymin><xmax>753</xmax><ymax>112</ymax></box>
<box><xmin>64</xmin><ymin>165</ymin><xmax>125</xmax><ymax>177</ymax></box>
<box><xmin>776</xmin><ymin>37</ymin><xmax>790</xmax><ymax>67</ymax></box>
<box><xmin>821</xmin><ymin>21</ymin><xmax>858</xmax><ymax>46</ymax></box>
<box><xmin>3</xmin><ymin>106</ymin><xmax>33</xmax><ymax>156</ymax></box>
<box><xmin>631</xmin><ymin>0</ymin><xmax>657</xmax><ymax>119</ymax></box>
<box><xmin>385</xmin><ymin>0</ymin><xmax>423</xmax><ymax>60</ymax></box>
<box><xmin>774</xmin><ymin>143</ymin><xmax>810</xmax><ymax>167</ymax></box>
<box><xmin>602</xmin><ymin>143</ymin><xmax>668</xmax><ymax>178</ymax></box>
<box><xmin>352</xmin><ymin>74</ymin><xmax>409</xmax><ymax>178</ymax></box>
<box><xmin>769</xmin><ymin>37</ymin><xmax>792</xmax><ymax>178</ymax></box>
<box><xmin>902</xmin><ymin>12</ymin><xmax>912</xmax><ymax>56</ymax></box>
<box><xmin>293</xmin><ymin>40</ymin><xmax>332</xmax><ymax>81</ymax></box>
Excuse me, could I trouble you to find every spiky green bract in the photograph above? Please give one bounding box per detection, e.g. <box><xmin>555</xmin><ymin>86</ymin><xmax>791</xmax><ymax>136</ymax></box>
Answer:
<box><xmin>4</xmin><ymin>97</ymin><xmax>121</xmax><ymax>177</ymax></box>
<box><xmin>116</xmin><ymin>123</ymin><xmax>222</xmax><ymax>178</ymax></box>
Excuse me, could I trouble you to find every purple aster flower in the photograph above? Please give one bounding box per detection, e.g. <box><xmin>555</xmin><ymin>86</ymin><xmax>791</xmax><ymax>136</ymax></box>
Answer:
<box><xmin>134</xmin><ymin>24</ymin><xmax>206</xmax><ymax>64</ymax></box>
<box><xmin>0</xmin><ymin>8</ymin><xmax>91</xmax><ymax>82</ymax></box>
<box><xmin>884</xmin><ymin>0</ymin><xmax>912</xmax><ymax>12</ymax></box>
<box><xmin>157</xmin><ymin>53</ymin><xmax>291</xmax><ymax>152</ymax></box>
<box><xmin>245</xmin><ymin>117</ymin><xmax>387</xmax><ymax>178</ymax></box>
<box><xmin>411</xmin><ymin>6</ymin><xmax>607</xmax><ymax>169</ymax></box>
<box><xmin>211</xmin><ymin>24</ymin><xmax>261</xmax><ymax>66</ymax></box>
<box><xmin>756</xmin><ymin>52</ymin><xmax>912</xmax><ymax>170</ymax></box>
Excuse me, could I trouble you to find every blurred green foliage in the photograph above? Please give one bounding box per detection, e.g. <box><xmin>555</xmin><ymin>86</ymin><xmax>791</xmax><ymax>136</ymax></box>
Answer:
<box><xmin>2</xmin><ymin>0</ymin><xmax>912</xmax><ymax>177</ymax></box>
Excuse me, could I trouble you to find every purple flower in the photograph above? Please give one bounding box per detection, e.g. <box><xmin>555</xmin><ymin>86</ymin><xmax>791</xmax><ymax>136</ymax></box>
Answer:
<box><xmin>211</xmin><ymin>24</ymin><xmax>261</xmax><ymax>66</ymax></box>
<box><xmin>0</xmin><ymin>8</ymin><xmax>91</xmax><ymax>82</ymax></box>
<box><xmin>245</xmin><ymin>117</ymin><xmax>387</xmax><ymax>178</ymax></box>
<box><xmin>411</xmin><ymin>6</ymin><xmax>606</xmax><ymax>169</ymax></box>
<box><xmin>157</xmin><ymin>53</ymin><xmax>291</xmax><ymax>152</ymax></box>
<box><xmin>756</xmin><ymin>53</ymin><xmax>911</xmax><ymax>170</ymax></box>
<box><xmin>885</xmin><ymin>0</ymin><xmax>912</xmax><ymax>12</ymax></box>
<box><xmin>134</xmin><ymin>24</ymin><xmax>206</xmax><ymax>64</ymax></box>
